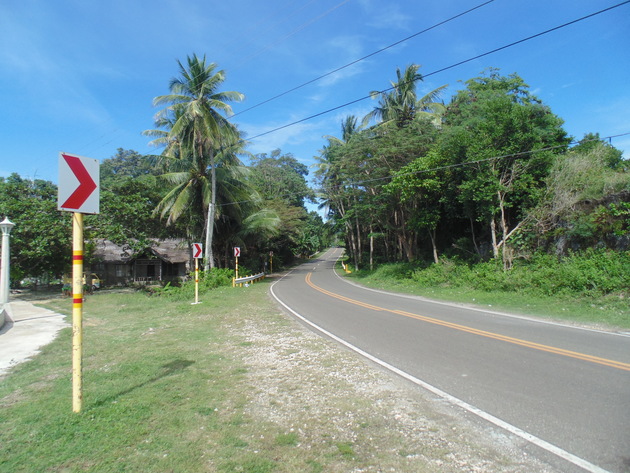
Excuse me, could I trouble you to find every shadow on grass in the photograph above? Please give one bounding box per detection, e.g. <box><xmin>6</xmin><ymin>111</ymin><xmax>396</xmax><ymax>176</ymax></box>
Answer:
<box><xmin>90</xmin><ymin>359</ymin><xmax>195</xmax><ymax>409</ymax></box>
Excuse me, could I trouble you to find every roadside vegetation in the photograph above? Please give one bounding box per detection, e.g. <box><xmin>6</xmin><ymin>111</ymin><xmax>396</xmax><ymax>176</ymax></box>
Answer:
<box><xmin>345</xmin><ymin>249</ymin><xmax>629</xmax><ymax>329</ymax></box>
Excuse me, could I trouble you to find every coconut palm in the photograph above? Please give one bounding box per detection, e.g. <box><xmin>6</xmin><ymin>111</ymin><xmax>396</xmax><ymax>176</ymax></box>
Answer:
<box><xmin>147</xmin><ymin>54</ymin><xmax>244</xmax><ymax>270</ymax></box>
<box><xmin>362</xmin><ymin>64</ymin><xmax>447</xmax><ymax>129</ymax></box>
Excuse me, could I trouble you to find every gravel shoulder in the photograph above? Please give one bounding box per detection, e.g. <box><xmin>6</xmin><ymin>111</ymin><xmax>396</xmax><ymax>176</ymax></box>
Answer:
<box><xmin>229</xmin><ymin>291</ymin><xmax>566</xmax><ymax>473</ymax></box>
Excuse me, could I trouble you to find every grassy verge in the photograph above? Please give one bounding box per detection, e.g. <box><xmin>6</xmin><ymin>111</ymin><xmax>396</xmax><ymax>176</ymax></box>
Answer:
<box><xmin>344</xmin><ymin>258</ymin><xmax>629</xmax><ymax>330</ymax></box>
<box><xmin>1</xmin><ymin>282</ymin><xmax>557</xmax><ymax>472</ymax></box>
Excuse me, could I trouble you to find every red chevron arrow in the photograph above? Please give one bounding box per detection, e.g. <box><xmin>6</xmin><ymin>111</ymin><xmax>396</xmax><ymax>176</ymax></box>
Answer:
<box><xmin>61</xmin><ymin>154</ymin><xmax>97</xmax><ymax>210</ymax></box>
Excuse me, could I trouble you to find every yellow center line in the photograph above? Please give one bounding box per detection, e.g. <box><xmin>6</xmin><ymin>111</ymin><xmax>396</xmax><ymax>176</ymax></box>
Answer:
<box><xmin>305</xmin><ymin>272</ymin><xmax>630</xmax><ymax>372</ymax></box>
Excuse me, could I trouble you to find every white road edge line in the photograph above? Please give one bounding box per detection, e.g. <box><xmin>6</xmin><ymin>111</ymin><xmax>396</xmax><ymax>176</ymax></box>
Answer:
<box><xmin>270</xmin><ymin>256</ymin><xmax>611</xmax><ymax>473</ymax></box>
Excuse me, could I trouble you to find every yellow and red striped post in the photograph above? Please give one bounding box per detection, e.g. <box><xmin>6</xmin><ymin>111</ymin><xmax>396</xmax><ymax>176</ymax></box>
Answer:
<box><xmin>194</xmin><ymin>258</ymin><xmax>199</xmax><ymax>304</ymax></box>
<box><xmin>72</xmin><ymin>213</ymin><xmax>84</xmax><ymax>413</ymax></box>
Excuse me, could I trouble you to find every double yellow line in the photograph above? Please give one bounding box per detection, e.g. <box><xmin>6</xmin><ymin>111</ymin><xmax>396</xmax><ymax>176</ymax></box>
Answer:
<box><xmin>305</xmin><ymin>272</ymin><xmax>630</xmax><ymax>372</ymax></box>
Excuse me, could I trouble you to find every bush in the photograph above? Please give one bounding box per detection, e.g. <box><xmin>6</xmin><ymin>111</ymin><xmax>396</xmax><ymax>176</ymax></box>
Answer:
<box><xmin>147</xmin><ymin>268</ymin><xmax>235</xmax><ymax>300</ymax></box>
<box><xmin>408</xmin><ymin>249</ymin><xmax>629</xmax><ymax>298</ymax></box>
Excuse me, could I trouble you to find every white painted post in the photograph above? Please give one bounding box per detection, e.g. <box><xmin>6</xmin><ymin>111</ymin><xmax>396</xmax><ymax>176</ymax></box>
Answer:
<box><xmin>0</xmin><ymin>217</ymin><xmax>15</xmax><ymax>306</ymax></box>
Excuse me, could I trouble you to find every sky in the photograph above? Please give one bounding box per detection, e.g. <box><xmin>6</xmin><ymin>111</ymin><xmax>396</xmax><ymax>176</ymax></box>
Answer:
<box><xmin>1</xmin><ymin>0</ymin><xmax>629</xmax><ymax>192</ymax></box>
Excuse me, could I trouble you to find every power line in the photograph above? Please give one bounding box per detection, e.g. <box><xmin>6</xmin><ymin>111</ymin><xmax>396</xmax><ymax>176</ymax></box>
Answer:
<box><xmin>219</xmin><ymin>132</ymin><xmax>630</xmax><ymax>207</ymax></box>
<box><xmin>229</xmin><ymin>0</ymin><xmax>352</xmax><ymax>72</ymax></box>
<box><xmin>245</xmin><ymin>0</ymin><xmax>630</xmax><ymax>142</ymax></box>
<box><xmin>318</xmin><ymin>132</ymin><xmax>630</xmax><ymax>192</ymax></box>
<box><xmin>231</xmin><ymin>0</ymin><xmax>496</xmax><ymax>118</ymax></box>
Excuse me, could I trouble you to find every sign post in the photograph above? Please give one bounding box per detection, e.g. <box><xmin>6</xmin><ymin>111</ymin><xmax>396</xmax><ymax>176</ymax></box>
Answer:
<box><xmin>72</xmin><ymin>213</ymin><xmax>84</xmax><ymax>413</ymax></box>
<box><xmin>192</xmin><ymin>243</ymin><xmax>202</xmax><ymax>305</ymax></box>
<box><xmin>234</xmin><ymin>247</ymin><xmax>241</xmax><ymax>281</ymax></box>
<box><xmin>58</xmin><ymin>152</ymin><xmax>99</xmax><ymax>413</ymax></box>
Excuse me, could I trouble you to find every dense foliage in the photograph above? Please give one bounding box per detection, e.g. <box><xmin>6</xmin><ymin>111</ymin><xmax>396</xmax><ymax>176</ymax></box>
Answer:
<box><xmin>0</xmin><ymin>175</ymin><xmax>71</xmax><ymax>283</ymax></box>
<box><xmin>316</xmin><ymin>67</ymin><xmax>629</xmax><ymax>272</ymax></box>
<box><xmin>1</xmin><ymin>59</ymin><xmax>627</xmax><ymax>294</ymax></box>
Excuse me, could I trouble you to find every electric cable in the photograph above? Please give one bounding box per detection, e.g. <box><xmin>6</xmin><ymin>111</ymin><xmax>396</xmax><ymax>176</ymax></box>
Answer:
<box><xmin>217</xmin><ymin>132</ymin><xmax>630</xmax><ymax>207</ymax></box>
<box><xmin>245</xmin><ymin>0</ymin><xmax>630</xmax><ymax>142</ymax></box>
<box><xmin>230</xmin><ymin>0</ymin><xmax>496</xmax><ymax>118</ymax></box>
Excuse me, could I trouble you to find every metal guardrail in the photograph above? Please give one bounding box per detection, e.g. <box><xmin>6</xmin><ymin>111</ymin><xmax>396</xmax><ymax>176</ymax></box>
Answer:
<box><xmin>232</xmin><ymin>272</ymin><xmax>266</xmax><ymax>287</ymax></box>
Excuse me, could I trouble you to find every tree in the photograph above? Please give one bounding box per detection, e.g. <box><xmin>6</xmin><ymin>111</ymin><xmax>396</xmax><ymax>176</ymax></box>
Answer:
<box><xmin>386</xmin><ymin>150</ymin><xmax>449</xmax><ymax>264</ymax></box>
<box><xmin>439</xmin><ymin>70</ymin><xmax>569</xmax><ymax>267</ymax></box>
<box><xmin>531</xmin><ymin>140</ymin><xmax>630</xmax><ymax>252</ymax></box>
<box><xmin>147</xmin><ymin>54</ymin><xmax>244</xmax><ymax>271</ymax></box>
<box><xmin>86</xmin><ymin>149</ymin><xmax>173</xmax><ymax>251</ymax></box>
<box><xmin>101</xmin><ymin>148</ymin><xmax>159</xmax><ymax>183</ymax></box>
<box><xmin>0</xmin><ymin>174</ymin><xmax>71</xmax><ymax>282</ymax></box>
<box><xmin>248</xmin><ymin>149</ymin><xmax>317</xmax><ymax>263</ymax></box>
<box><xmin>571</xmin><ymin>133</ymin><xmax>625</xmax><ymax>170</ymax></box>
<box><xmin>249</xmin><ymin>149</ymin><xmax>315</xmax><ymax>208</ymax></box>
<box><xmin>316</xmin><ymin>116</ymin><xmax>438</xmax><ymax>267</ymax></box>
<box><xmin>363</xmin><ymin>64</ymin><xmax>447</xmax><ymax>129</ymax></box>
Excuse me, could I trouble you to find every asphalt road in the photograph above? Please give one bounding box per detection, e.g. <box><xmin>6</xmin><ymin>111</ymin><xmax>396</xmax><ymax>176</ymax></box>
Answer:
<box><xmin>271</xmin><ymin>248</ymin><xmax>630</xmax><ymax>473</ymax></box>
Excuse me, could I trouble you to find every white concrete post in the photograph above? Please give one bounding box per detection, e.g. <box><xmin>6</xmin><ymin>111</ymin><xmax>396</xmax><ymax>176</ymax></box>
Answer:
<box><xmin>0</xmin><ymin>217</ymin><xmax>15</xmax><ymax>305</ymax></box>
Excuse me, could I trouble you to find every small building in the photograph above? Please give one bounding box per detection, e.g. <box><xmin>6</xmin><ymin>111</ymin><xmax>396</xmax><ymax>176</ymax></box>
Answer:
<box><xmin>90</xmin><ymin>239</ymin><xmax>192</xmax><ymax>286</ymax></box>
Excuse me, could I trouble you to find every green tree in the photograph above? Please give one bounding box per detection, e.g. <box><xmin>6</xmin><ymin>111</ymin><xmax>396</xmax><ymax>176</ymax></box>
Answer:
<box><xmin>147</xmin><ymin>54</ymin><xmax>245</xmax><ymax>270</ymax></box>
<box><xmin>249</xmin><ymin>149</ymin><xmax>315</xmax><ymax>208</ymax></box>
<box><xmin>248</xmin><ymin>149</ymin><xmax>318</xmax><ymax>263</ymax></box>
<box><xmin>386</xmin><ymin>150</ymin><xmax>450</xmax><ymax>264</ymax></box>
<box><xmin>571</xmin><ymin>133</ymin><xmax>625</xmax><ymax>170</ymax></box>
<box><xmin>316</xmin><ymin>117</ymin><xmax>437</xmax><ymax>267</ymax></box>
<box><xmin>439</xmin><ymin>70</ymin><xmax>569</xmax><ymax>267</ymax></box>
<box><xmin>531</xmin><ymin>140</ymin><xmax>630</xmax><ymax>251</ymax></box>
<box><xmin>85</xmin><ymin>149</ymin><xmax>173</xmax><ymax>251</ymax></box>
<box><xmin>0</xmin><ymin>174</ymin><xmax>71</xmax><ymax>282</ymax></box>
<box><xmin>363</xmin><ymin>64</ymin><xmax>447</xmax><ymax>129</ymax></box>
<box><xmin>100</xmin><ymin>148</ymin><xmax>160</xmax><ymax>183</ymax></box>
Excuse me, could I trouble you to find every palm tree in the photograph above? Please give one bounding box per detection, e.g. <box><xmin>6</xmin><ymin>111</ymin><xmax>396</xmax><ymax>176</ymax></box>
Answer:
<box><xmin>362</xmin><ymin>64</ymin><xmax>447</xmax><ymax>129</ymax></box>
<box><xmin>147</xmin><ymin>54</ymin><xmax>244</xmax><ymax>270</ymax></box>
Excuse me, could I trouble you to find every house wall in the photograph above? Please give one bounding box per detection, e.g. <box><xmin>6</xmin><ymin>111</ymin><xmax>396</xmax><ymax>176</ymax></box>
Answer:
<box><xmin>91</xmin><ymin>260</ymin><xmax>188</xmax><ymax>286</ymax></box>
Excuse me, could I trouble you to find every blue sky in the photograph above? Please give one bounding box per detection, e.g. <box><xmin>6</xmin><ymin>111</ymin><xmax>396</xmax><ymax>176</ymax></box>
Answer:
<box><xmin>1</xmin><ymin>0</ymin><xmax>629</xmax><ymax>188</ymax></box>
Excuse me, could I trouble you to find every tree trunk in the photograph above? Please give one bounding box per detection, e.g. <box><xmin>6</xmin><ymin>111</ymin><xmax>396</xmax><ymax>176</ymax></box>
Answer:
<box><xmin>369</xmin><ymin>227</ymin><xmax>374</xmax><ymax>271</ymax></box>
<box><xmin>205</xmin><ymin>149</ymin><xmax>216</xmax><ymax>272</ymax></box>
<box><xmin>497</xmin><ymin>191</ymin><xmax>511</xmax><ymax>270</ymax></box>
<box><xmin>429</xmin><ymin>229</ymin><xmax>439</xmax><ymax>264</ymax></box>
<box><xmin>490</xmin><ymin>218</ymin><xmax>499</xmax><ymax>259</ymax></box>
<box><xmin>354</xmin><ymin>214</ymin><xmax>361</xmax><ymax>270</ymax></box>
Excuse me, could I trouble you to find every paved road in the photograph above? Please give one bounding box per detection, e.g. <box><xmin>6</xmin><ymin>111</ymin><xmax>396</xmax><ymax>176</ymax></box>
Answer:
<box><xmin>271</xmin><ymin>248</ymin><xmax>630</xmax><ymax>473</ymax></box>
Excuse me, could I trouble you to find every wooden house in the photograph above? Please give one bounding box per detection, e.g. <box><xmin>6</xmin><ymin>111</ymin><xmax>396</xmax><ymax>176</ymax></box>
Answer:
<box><xmin>89</xmin><ymin>239</ymin><xmax>192</xmax><ymax>286</ymax></box>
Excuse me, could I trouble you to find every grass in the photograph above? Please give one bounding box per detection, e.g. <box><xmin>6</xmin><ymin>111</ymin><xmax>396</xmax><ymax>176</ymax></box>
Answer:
<box><xmin>1</xmin><ymin>286</ymin><xmax>313</xmax><ymax>473</ymax></box>
<box><xmin>345</xmin><ymin>259</ymin><xmax>630</xmax><ymax>330</ymax></box>
<box><xmin>2</xmin><ymin>283</ymin><xmax>457</xmax><ymax>473</ymax></box>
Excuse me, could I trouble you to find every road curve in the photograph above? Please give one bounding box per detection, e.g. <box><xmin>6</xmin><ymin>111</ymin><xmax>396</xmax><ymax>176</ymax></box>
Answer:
<box><xmin>270</xmin><ymin>248</ymin><xmax>630</xmax><ymax>473</ymax></box>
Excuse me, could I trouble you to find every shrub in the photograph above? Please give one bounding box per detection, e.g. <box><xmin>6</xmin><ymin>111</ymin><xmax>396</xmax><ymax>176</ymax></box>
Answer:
<box><xmin>408</xmin><ymin>249</ymin><xmax>628</xmax><ymax>298</ymax></box>
<box><xmin>147</xmin><ymin>268</ymin><xmax>235</xmax><ymax>300</ymax></box>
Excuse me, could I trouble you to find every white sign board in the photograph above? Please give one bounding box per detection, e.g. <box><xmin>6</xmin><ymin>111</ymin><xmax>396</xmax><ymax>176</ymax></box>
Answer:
<box><xmin>58</xmin><ymin>152</ymin><xmax>100</xmax><ymax>214</ymax></box>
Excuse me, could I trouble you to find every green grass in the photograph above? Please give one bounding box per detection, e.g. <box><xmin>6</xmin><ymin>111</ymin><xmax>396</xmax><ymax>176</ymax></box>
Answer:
<box><xmin>0</xmin><ymin>286</ymin><xmax>312</xmax><ymax>473</ymax></box>
<box><xmin>344</xmin><ymin>254</ymin><xmax>630</xmax><ymax>330</ymax></box>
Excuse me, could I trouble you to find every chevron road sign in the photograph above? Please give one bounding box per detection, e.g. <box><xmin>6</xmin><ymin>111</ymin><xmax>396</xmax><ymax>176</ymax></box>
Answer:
<box><xmin>58</xmin><ymin>152</ymin><xmax>99</xmax><ymax>214</ymax></box>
